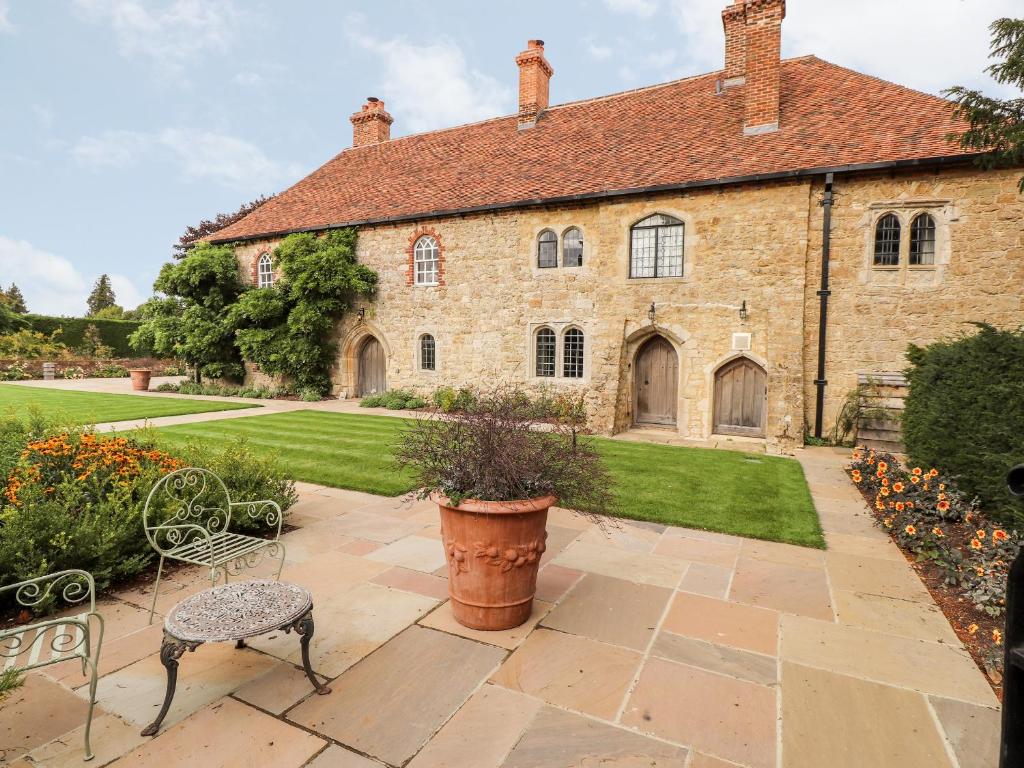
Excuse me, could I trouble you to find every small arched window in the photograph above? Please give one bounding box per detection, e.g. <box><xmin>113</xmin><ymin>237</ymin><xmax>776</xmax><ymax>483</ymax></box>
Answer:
<box><xmin>535</xmin><ymin>328</ymin><xmax>556</xmax><ymax>377</ymax></box>
<box><xmin>414</xmin><ymin>236</ymin><xmax>440</xmax><ymax>285</ymax></box>
<box><xmin>563</xmin><ymin>328</ymin><xmax>584</xmax><ymax>378</ymax></box>
<box><xmin>909</xmin><ymin>213</ymin><xmax>936</xmax><ymax>266</ymax></box>
<box><xmin>537</xmin><ymin>230</ymin><xmax>557</xmax><ymax>268</ymax></box>
<box><xmin>257</xmin><ymin>253</ymin><xmax>274</xmax><ymax>288</ymax></box>
<box><xmin>873</xmin><ymin>213</ymin><xmax>901</xmax><ymax>266</ymax></box>
<box><xmin>419</xmin><ymin>334</ymin><xmax>436</xmax><ymax>371</ymax></box>
<box><xmin>630</xmin><ymin>214</ymin><xmax>683</xmax><ymax>278</ymax></box>
<box><xmin>562</xmin><ymin>227</ymin><xmax>583</xmax><ymax>267</ymax></box>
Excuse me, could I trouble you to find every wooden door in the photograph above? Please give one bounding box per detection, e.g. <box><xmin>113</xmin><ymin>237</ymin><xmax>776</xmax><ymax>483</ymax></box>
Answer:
<box><xmin>357</xmin><ymin>337</ymin><xmax>386</xmax><ymax>396</ymax></box>
<box><xmin>713</xmin><ymin>357</ymin><xmax>766</xmax><ymax>437</ymax></box>
<box><xmin>634</xmin><ymin>336</ymin><xmax>678</xmax><ymax>426</ymax></box>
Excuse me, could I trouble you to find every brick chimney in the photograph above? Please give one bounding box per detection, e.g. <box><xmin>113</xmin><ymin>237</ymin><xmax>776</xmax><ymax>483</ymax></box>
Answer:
<box><xmin>350</xmin><ymin>97</ymin><xmax>393</xmax><ymax>147</ymax></box>
<box><xmin>515</xmin><ymin>40</ymin><xmax>553</xmax><ymax>129</ymax></box>
<box><xmin>740</xmin><ymin>0</ymin><xmax>785</xmax><ymax>135</ymax></box>
<box><xmin>721</xmin><ymin>0</ymin><xmax>746</xmax><ymax>84</ymax></box>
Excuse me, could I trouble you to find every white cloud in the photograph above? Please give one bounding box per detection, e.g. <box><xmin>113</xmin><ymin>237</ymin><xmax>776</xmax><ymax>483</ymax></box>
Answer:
<box><xmin>346</xmin><ymin>20</ymin><xmax>513</xmax><ymax>133</ymax></box>
<box><xmin>588</xmin><ymin>43</ymin><xmax>612</xmax><ymax>60</ymax></box>
<box><xmin>0</xmin><ymin>1</ymin><xmax>13</xmax><ymax>33</ymax></box>
<box><xmin>72</xmin><ymin>0</ymin><xmax>239</xmax><ymax>75</ymax></box>
<box><xmin>604</xmin><ymin>0</ymin><xmax>658</xmax><ymax>18</ymax></box>
<box><xmin>72</xmin><ymin>128</ymin><xmax>302</xmax><ymax>192</ymax></box>
<box><xmin>0</xmin><ymin>236</ymin><xmax>146</xmax><ymax>315</ymax></box>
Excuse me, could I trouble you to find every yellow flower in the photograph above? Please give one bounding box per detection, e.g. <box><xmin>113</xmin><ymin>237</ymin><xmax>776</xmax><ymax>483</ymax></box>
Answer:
<box><xmin>994</xmin><ymin>629</ymin><xmax>1003</xmax><ymax>645</ymax></box>
<box><xmin>932</xmin><ymin>527</ymin><xmax>944</xmax><ymax>537</ymax></box>
<box><xmin>905</xmin><ymin>525</ymin><xmax>917</xmax><ymax>535</ymax></box>
<box><xmin>976</xmin><ymin>530</ymin><xmax>986</xmax><ymax>540</ymax></box>
<box><xmin>880</xmin><ymin>486</ymin><xmax>890</xmax><ymax>497</ymax></box>
<box><xmin>968</xmin><ymin>623</ymin><xmax>979</xmax><ymax>635</ymax></box>
<box><xmin>938</xmin><ymin>483</ymin><xmax>945</xmax><ymax>490</ymax></box>
<box><xmin>970</xmin><ymin>538</ymin><xmax>983</xmax><ymax>550</ymax></box>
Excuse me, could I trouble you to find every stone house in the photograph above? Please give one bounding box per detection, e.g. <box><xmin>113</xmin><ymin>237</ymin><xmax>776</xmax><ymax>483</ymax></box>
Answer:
<box><xmin>212</xmin><ymin>0</ymin><xmax>1024</xmax><ymax>453</ymax></box>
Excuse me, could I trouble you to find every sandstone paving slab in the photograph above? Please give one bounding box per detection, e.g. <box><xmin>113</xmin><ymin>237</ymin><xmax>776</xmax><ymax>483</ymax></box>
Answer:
<box><xmin>320</xmin><ymin>510</ymin><xmax>426</xmax><ymax>543</ymax></box>
<box><xmin>91</xmin><ymin>640</ymin><xmax>277</xmax><ymax>730</ymax></box>
<box><xmin>929</xmin><ymin>696</ymin><xmax>1001</xmax><ymax>768</ymax></box>
<box><xmin>534</xmin><ymin>563</ymin><xmax>584</xmax><ymax>603</ymax></box>
<box><xmin>833</xmin><ymin>589</ymin><xmax>960</xmax><ymax>644</ymax></box>
<box><xmin>297</xmin><ymin>484</ymin><xmax>383</xmax><ymax>507</ymax></box>
<box><xmin>729</xmin><ymin>557</ymin><xmax>833</xmax><ymax>620</ymax></box>
<box><xmin>553</xmin><ymin>540</ymin><xmax>687</xmax><ymax>588</ymax></box>
<box><xmin>654</xmin><ymin>534</ymin><xmax>741</xmax><ymax>568</ymax></box>
<box><xmin>662</xmin><ymin>526</ymin><xmax>744</xmax><ymax>546</ymax></box>
<box><xmin>306</xmin><ymin>744</ymin><xmax>387</xmax><ymax>767</ymax></box>
<box><xmin>546</xmin><ymin>506</ymin><xmax>595</xmax><ymax>531</ymax></box>
<box><xmin>825</xmin><ymin>551</ymin><xmax>932</xmax><ymax>602</ymax></box>
<box><xmin>278</xmin><ymin>525</ymin><xmax>355</xmax><ymax>564</ymax></box>
<box><xmin>678</xmin><ymin>562</ymin><xmax>732</xmax><ymax>599</ymax></box>
<box><xmin>691</xmin><ymin>754</ymin><xmax>747</xmax><ymax>768</ymax></box>
<box><xmin>406</xmin><ymin>684</ymin><xmax>541</xmax><ymax>768</ymax></box>
<box><xmin>20</xmin><ymin>713</ymin><xmax>144</xmax><ymax>768</ymax></box>
<box><xmin>502</xmin><ymin>705</ymin><xmax>689</xmax><ymax>768</ymax></box>
<box><xmin>662</xmin><ymin>592</ymin><xmax>779</xmax><ymax>656</ymax></box>
<box><xmin>247</xmin><ymin>581</ymin><xmax>437</xmax><ymax>677</ymax></box>
<box><xmin>355</xmin><ymin>495</ymin><xmax>436</xmax><ymax>520</ymax></box>
<box><xmin>824</xmin><ymin>531</ymin><xmax>901</xmax><ymax>559</ymax></box>
<box><xmin>366</xmin><ymin>534</ymin><xmax>448</xmax><ymax>573</ymax></box>
<box><xmin>741</xmin><ymin>538</ymin><xmax>825</xmax><ymax>569</ymax></box>
<box><xmin>419</xmin><ymin>599</ymin><xmax>552</xmax><ymax>650</ymax></box>
<box><xmin>371</xmin><ymin>565</ymin><xmax>450</xmax><ymax>600</ymax></box>
<box><xmin>287</xmin><ymin>625</ymin><xmax>504</xmax><ymax>766</ymax></box>
<box><xmin>651</xmin><ymin>632</ymin><xmax>777</xmax><ymax>686</ymax></box>
<box><xmin>780</xmin><ymin>662</ymin><xmax>955</xmax><ymax>768</ymax></box>
<box><xmin>622</xmin><ymin>656</ymin><xmax>776</xmax><ymax>768</ymax></box>
<box><xmin>285</xmin><ymin>494</ymin><xmax>348</xmax><ymax>526</ymax></box>
<box><xmin>113</xmin><ymin>697</ymin><xmax>325</xmax><ymax>768</ymax></box>
<box><xmin>277</xmin><ymin>551</ymin><xmax>391</xmax><ymax>600</ymax></box>
<box><xmin>539</xmin><ymin>572</ymin><xmax>672</xmax><ymax>650</ymax></box>
<box><xmin>779</xmin><ymin>615</ymin><xmax>997</xmax><ymax>706</ymax></box>
<box><xmin>233</xmin><ymin>661</ymin><xmax>332</xmax><ymax>715</ymax></box>
<box><xmin>0</xmin><ymin>673</ymin><xmax>98</xmax><ymax>762</ymax></box>
<box><xmin>577</xmin><ymin>521</ymin><xmax>662</xmax><ymax>553</ymax></box>
<box><xmin>541</xmin><ymin>524</ymin><xmax>585</xmax><ymax>565</ymax></box>
<box><xmin>490</xmin><ymin>627</ymin><xmax>643</xmax><ymax>720</ymax></box>
<box><xmin>45</xmin><ymin>622</ymin><xmax>163</xmax><ymax>688</ymax></box>
<box><xmin>338</xmin><ymin>538</ymin><xmax>386</xmax><ymax>556</ymax></box>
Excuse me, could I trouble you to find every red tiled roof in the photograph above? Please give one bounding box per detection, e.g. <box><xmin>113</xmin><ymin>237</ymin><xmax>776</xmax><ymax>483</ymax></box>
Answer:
<box><xmin>211</xmin><ymin>56</ymin><xmax>972</xmax><ymax>243</ymax></box>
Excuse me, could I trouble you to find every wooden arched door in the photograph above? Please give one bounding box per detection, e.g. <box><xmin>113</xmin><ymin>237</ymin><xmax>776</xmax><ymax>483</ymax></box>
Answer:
<box><xmin>634</xmin><ymin>336</ymin><xmax>678</xmax><ymax>426</ymax></box>
<box><xmin>713</xmin><ymin>357</ymin><xmax>766</xmax><ymax>437</ymax></box>
<box><xmin>357</xmin><ymin>336</ymin><xmax>386</xmax><ymax>396</ymax></box>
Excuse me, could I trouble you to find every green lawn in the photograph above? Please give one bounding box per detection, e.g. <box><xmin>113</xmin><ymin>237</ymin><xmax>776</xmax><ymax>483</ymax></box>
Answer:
<box><xmin>0</xmin><ymin>384</ymin><xmax>257</xmax><ymax>425</ymax></box>
<box><xmin>154</xmin><ymin>410</ymin><xmax>823</xmax><ymax>547</ymax></box>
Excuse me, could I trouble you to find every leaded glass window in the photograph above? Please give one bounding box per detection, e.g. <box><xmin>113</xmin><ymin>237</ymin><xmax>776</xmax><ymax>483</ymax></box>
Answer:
<box><xmin>537</xmin><ymin>230</ymin><xmax>557</xmax><ymax>268</ymax></box>
<box><xmin>909</xmin><ymin>213</ymin><xmax>936</xmax><ymax>266</ymax></box>
<box><xmin>257</xmin><ymin>253</ymin><xmax>274</xmax><ymax>288</ymax></box>
<box><xmin>873</xmin><ymin>214</ymin><xmax>901</xmax><ymax>266</ymax></box>
<box><xmin>629</xmin><ymin>214</ymin><xmax>684</xmax><ymax>278</ymax></box>
<box><xmin>414</xmin><ymin>236</ymin><xmax>440</xmax><ymax>285</ymax></box>
<box><xmin>562</xmin><ymin>227</ymin><xmax>583</xmax><ymax>267</ymax></box>
<box><xmin>535</xmin><ymin>328</ymin><xmax>556</xmax><ymax>377</ymax></box>
<box><xmin>563</xmin><ymin>328</ymin><xmax>584</xmax><ymax>378</ymax></box>
<box><xmin>420</xmin><ymin>334</ymin><xmax>435</xmax><ymax>371</ymax></box>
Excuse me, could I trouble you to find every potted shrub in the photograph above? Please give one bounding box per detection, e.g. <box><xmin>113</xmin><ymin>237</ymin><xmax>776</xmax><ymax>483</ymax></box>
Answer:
<box><xmin>129</xmin><ymin>368</ymin><xmax>152</xmax><ymax>391</ymax></box>
<box><xmin>397</xmin><ymin>387</ymin><xmax>611</xmax><ymax>630</ymax></box>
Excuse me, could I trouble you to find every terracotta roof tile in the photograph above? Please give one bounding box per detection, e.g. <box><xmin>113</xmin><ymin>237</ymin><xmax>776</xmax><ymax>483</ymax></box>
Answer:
<box><xmin>211</xmin><ymin>56</ymin><xmax>972</xmax><ymax>243</ymax></box>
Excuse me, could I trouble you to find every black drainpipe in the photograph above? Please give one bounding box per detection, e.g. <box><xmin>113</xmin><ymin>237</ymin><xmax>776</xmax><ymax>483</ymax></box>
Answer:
<box><xmin>813</xmin><ymin>172</ymin><xmax>834</xmax><ymax>439</ymax></box>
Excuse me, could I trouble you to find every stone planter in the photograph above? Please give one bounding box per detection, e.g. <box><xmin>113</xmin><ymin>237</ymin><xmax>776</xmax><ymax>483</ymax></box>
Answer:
<box><xmin>129</xmin><ymin>369</ymin><xmax>152</xmax><ymax>392</ymax></box>
<box><xmin>433</xmin><ymin>493</ymin><xmax>555</xmax><ymax>630</ymax></box>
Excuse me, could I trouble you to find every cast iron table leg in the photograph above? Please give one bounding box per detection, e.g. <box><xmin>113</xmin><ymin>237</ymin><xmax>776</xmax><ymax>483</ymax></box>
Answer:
<box><xmin>142</xmin><ymin>634</ymin><xmax>200</xmax><ymax>737</ymax></box>
<box><xmin>291</xmin><ymin>610</ymin><xmax>331</xmax><ymax>695</ymax></box>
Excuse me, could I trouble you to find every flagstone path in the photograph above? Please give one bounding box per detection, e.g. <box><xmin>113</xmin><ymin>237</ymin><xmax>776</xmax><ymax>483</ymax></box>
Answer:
<box><xmin>1</xmin><ymin>448</ymin><xmax>1000</xmax><ymax>767</ymax></box>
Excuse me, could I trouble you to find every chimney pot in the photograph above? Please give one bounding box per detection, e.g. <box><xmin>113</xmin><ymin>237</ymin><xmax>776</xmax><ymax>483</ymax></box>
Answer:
<box><xmin>350</xmin><ymin>97</ymin><xmax>393</xmax><ymax>147</ymax></box>
<box><xmin>515</xmin><ymin>39</ymin><xmax>554</xmax><ymax>130</ymax></box>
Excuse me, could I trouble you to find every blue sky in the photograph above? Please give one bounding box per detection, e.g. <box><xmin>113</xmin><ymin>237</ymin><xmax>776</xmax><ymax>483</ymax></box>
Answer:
<box><xmin>0</xmin><ymin>0</ymin><xmax>1018</xmax><ymax>315</ymax></box>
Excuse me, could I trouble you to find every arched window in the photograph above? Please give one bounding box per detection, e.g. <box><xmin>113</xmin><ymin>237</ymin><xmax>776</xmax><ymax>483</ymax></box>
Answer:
<box><xmin>414</xmin><ymin>235</ymin><xmax>440</xmax><ymax>285</ymax></box>
<box><xmin>562</xmin><ymin>227</ymin><xmax>583</xmax><ymax>267</ymax></box>
<box><xmin>873</xmin><ymin>213</ymin><xmax>901</xmax><ymax>266</ymax></box>
<box><xmin>630</xmin><ymin>214</ymin><xmax>683</xmax><ymax>278</ymax></box>
<box><xmin>419</xmin><ymin>334</ymin><xmax>436</xmax><ymax>371</ymax></box>
<box><xmin>257</xmin><ymin>253</ymin><xmax>274</xmax><ymax>288</ymax></box>
<box><xmin>563</xmin><ymin>328</ymin><xmax>584</xmax><ymax>378</ymax></box>
<box><xmin>909</xmin><ymin>213</ymin><xmax>936</xmax><ymax>266</ymax></box>
<box><xmin>537</xmin><ymin>230</ymin><xmax>557</xmax><ymax>268</ymax></box>
<box><xmin>535</xmin><ymin>328</ymin><xmax>556</xmax><ymax>377</ymax></box>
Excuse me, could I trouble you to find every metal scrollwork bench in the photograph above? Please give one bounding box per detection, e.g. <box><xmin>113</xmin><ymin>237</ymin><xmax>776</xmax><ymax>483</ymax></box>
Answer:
<box><xmin>141</xmin><ymin>579</ymin><xmax>330</xmax><ymax>737</ymax></box>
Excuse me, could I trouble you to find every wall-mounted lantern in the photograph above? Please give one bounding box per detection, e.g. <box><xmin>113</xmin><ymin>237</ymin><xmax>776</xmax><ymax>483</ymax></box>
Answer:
<box><xmin>647</xmin><ymin>302</ymin><xmax>656</xmax><ymax>323</ymax></box>
<box><xmin>739</xmin><ymin>300</ymin><xmax>748</xmax><ymax>322</ymax></box>
<box><xmin>357</xmin><ymin>307</ymin><xmax>366</xmax><ymax>322</ymax></box>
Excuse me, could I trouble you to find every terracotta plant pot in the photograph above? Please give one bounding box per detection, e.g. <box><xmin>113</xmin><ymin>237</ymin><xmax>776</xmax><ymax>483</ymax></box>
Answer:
<box><xmin>129</xmin><ymin>369</ymin><xmax>152</xmax><ymax>391</ymax></box>
<box><xmin>433</xmin><ymin>493</ymin><xmax>556</xmax><ymax>631</ymax></box>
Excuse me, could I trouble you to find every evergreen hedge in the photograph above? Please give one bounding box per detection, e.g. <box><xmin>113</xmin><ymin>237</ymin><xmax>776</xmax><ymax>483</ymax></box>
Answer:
<box><xmin>24</xmin><ymin>315</ymin><xmax>147</xmax><ymax>357</ymax></box>
<box><xmin>903</xmin><ymin>323</ymin><xmax>1024</xmax><ymax>524</ymax></box>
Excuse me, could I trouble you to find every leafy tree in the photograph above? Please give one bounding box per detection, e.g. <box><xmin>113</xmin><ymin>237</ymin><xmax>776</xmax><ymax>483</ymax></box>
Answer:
<box><xmin>174</xmin><ymin>195</ymin><xmax>274</xmax><ymax>258</ymax></box>
<box><xmin>131</xmin><ymin>243</ymin><xmax>246</xmax><ymax>382</ymax></box>
<box><xmin>0</xmin><ymin>302</ymin><xmax>28</xmax><ymax>334</ymax></box>
<box><xmin>86</xmin><ymin>274</ymin><xmax>118</xmax><ymax>316</ymax></box>
<box><xmin>91</xmin><ymin>305</ymin><xmax>125</xmax><ymax>320</ymax></box>
<box><xmin>232</xmin><ymin>230</ymin><xmax>377</xmax><ymax>394</ymax></box>
<box><xmin>945</xmin><ymin>17</ymin><xmax>1024</xmax><ymax>190</ymax></box>
<box><xmin>4</xmin><ymin>284</ymin><xmax>27</xmax><ymax>313</ymax></box>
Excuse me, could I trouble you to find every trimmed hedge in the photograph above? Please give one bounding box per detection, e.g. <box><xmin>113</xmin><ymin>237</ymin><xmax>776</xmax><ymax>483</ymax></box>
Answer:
<box><xmin>24</xmin><ymin>315</ymin><xmax>147</xmax><ymax>357</ymax></box>
<box><xmin>903</xmin><ymin>323</ymin><xmax>1024</xmax><ymax>524</ymax></box>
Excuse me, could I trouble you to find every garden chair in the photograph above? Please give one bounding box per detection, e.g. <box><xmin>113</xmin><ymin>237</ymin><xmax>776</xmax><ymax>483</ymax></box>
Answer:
<box><xmin>142</xmin><ymin>467</ymin><xmax>285</xmax><ymax>624</ymax></box>
<box><xmin>1</xmin><ymin>569</ymin><xmax>104</xmax><ymax>761</ymax></box>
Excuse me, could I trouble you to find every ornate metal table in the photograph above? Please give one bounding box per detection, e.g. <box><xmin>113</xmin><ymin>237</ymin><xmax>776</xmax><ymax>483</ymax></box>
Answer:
<box><xmin>141</xmin><ymin>579</ymin><xmax>330</xmax><ymax>737</ymax></box>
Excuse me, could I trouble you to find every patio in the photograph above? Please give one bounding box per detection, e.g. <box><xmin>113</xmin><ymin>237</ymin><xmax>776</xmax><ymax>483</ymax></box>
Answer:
<box><xmin>2</xmin><ymin>449</ymin><xmax>999</xmax><ymax>768</ymax></box>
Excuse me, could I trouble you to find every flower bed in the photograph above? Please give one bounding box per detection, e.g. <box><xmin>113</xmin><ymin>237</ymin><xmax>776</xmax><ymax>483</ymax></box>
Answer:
<box><xmin>0</xmin><ymin>357</ymin><xmax>175</xmax><ymax>381</ymax></box>
<box><xmin>848</xmin><ymin>448</ymin><xmax>1018</xmax><ymax>689</ymax></box>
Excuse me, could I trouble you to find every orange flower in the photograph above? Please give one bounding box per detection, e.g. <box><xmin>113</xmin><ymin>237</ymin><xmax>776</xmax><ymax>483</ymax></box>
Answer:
<box><xmin>905</xmin><ymin>525</ymin><xmax>917</xmax><ymax>535</ymax></box>
<box><xmin>910</xmin><ymin>476</ymin><xmax>920</xmax><ymax>484</ymax></box>
<box><xmin>912</xmin><ymin>467</ymin><xmax>922</xmax><ymax>476</ymax></box>
<box><xmin>932</xmin><ymin>527</ymin><xmax>944</xmax><ymax>537</ymax></box>
<box><xmin>993</xmin><ymin>529</ymin><xmax>1009</xmax><ymax>542</ymax></box>
<box><xmin>938</xmin><ymin>492</ymin><xmax>946</xmax><ymax>501</ymax></box>
<box><xmin>906</xmin><ymin>501</ymin><xmax>915</xmax><ymax>509</ymax></box>
<box><xmin>976</xmin><ymin>530</ymin><xmax>986</xmax><ymax>540</ymax></box>
<box><xmin>968</xmin><ymin>623</ymin><xmax>979</xmax><ymax>635</ymax></box>
<box><xmin>970</xmin><ymin>538</ymin><xmax>983</xmax><ymax>550</ymax></box>
<box><xmin>936</xmin><ymin>500</ymin><xmax>950</xmax><ymax>513</ymax></box>
<box><xmin>881</xmin><ymin>478</ymin><xmax>890</xmax><ymax>487</ymax></box>
<box><xmin>895</xmin><ymin>502</ymin><xmax>905</xmax><ymax>512</ymax></box>
<box><xmin>938</xmin><ymin>483</ymin><xmax>945</xmax><ymax>490</ymax></box>
<box><xmin>877</xmin><ymin>461</ymin><xmax>888</xmax><ymax>471</ymax></box>
<box><xmin>880</xmin><ymin>486</ymin><xmax>890</xmax><ymax>497</ymax></box>
<box><xmin>994</xmin><ymin>629</ymin><xmax>1003</xmax><ymax>645</ymax></box>
<box><xmin>929</xmin><ymin>469</ymin><xmax>938</xmax><ymax>477</ymax></box>
<box><xmin>893</xmin><ymin>482</ymin><xmax>904</xmax><ymax>493</ymax></box>
<box><xmin>975</xmin><ymin>566</ymin><xmax>986</xmax><ymax>577</ymax></box>
<box><xmin>965</xmin><ymin>512</ymin><xmax>974</xmax><ymax>523</ymax></box>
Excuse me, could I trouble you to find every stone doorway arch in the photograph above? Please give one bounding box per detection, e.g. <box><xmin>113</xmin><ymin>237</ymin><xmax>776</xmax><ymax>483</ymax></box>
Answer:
<box><xmin>633</xmin><ymin>335</ymin><xmax>679</xmax><ymax>426</ymax></box>
<box><xmin>356</xmin><ymin>335</ymin><xmax>386</xmax><ymax>396</ymax></box>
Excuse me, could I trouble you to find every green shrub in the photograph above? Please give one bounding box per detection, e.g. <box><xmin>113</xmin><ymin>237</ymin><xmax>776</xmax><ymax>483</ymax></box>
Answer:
<box><xmin>0</xmin><ymin>363</ymin><xmax>30</xmax><ymax>381</ymax></box>
<box><xmin>0</xmin><ymin>669</ymin><xmax>22</xmax><ymax>699</ymax></box>
<box><xmin>430</xmin><ymin>386</ymin><xmax>476</xmax><ymax>413</ymax></box>
<box><xmin>0</xmin><ymin>329</ymin><xmax>68</xmax><ymax>359</ymax></box>
<box><xmin>24</xmin><ymin>315</ymin><xmax>143</xmax><ymax>357</ymax></box>
<box><xmin>299</xmin><ymin>387</ymin><xmax>323</xmax><ymax>402</ymax></box>
<box><xmin>361</xmin><ymin>389</ymin><xmax>424</xmax><ymax>410</ymax></box>
<box><xmin>903</xmin><ymin>323</ymin><xmax>1024</xmax><ymax>524</ymax></box>
<box><xmin>92</xmin><ymin>363</ymin><xmax>130</xmax><ymax>378</ymax></box>
<box><xmin>154</xmin><ymin>382</ymin><xmax>181</xmax><ymax>392</ymax></box>
<box><xmin>360</xmin><ymin>393</ymin><xmax>386</xmax><ymax>407</ymax></box>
